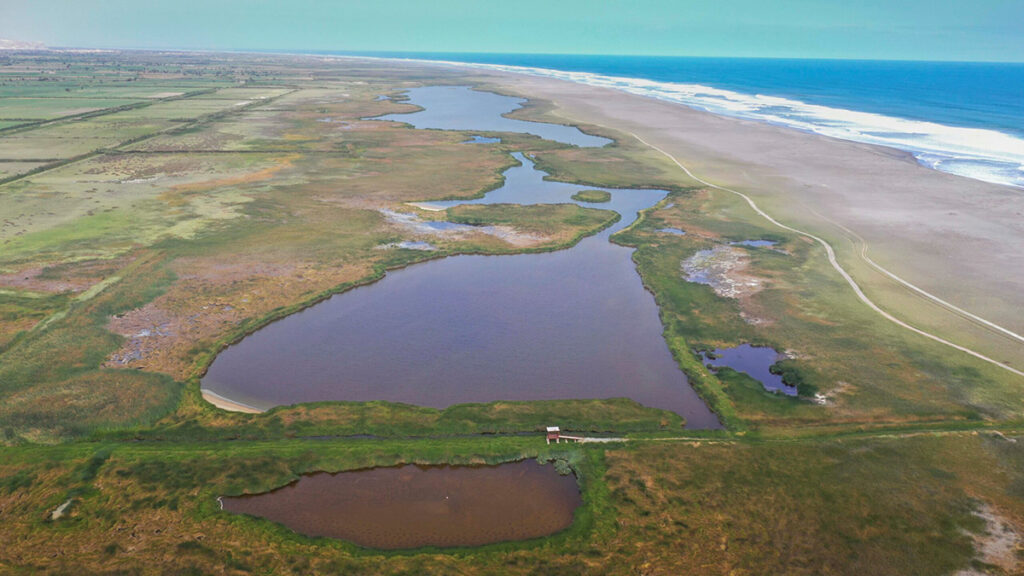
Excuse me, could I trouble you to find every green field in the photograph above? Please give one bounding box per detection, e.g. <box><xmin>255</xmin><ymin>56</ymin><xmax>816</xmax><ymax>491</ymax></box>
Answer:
<box><xmin>0</xmin><ymin>97</ymin><xmax>146</xmax><ymax>120</ymax></box>
<box><xmin>0</xmin><ymin>50</ymin><xmax>1022</xmax><ymax>575</ymax></box>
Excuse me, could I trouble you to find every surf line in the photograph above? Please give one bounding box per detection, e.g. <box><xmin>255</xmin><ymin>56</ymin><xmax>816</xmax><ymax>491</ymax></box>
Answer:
<box><xmin>630</xmin><ymin>131</ymin><xmax>1024</xmax><ymax>380</ymax></box>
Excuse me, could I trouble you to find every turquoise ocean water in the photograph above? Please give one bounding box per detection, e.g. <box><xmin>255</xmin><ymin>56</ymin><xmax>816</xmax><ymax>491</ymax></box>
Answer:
<box><xmin>330</xmin><ymin>53</ymin><xmax>1024</xmax><ymax>188</ymax></box>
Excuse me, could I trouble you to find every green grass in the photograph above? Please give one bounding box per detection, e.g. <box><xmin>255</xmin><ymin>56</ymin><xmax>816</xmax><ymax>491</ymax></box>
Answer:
<box><xmin>599</xmin><ymin>434</ymin><xmax>1022</xmax><ymax>576</ymax></box>
<box><xmin>571</xmin><ymin>189</ymin><xmax>611</xmax><ymax>203</ymax></box>
<box><xmin>0</xmin><ymin>98</ymin><xmax>146</xmax><ymax>120</ymax></box>
<box><xmin>0</xmin><ymin>289</ymin><xmax>70</xmax><ymax>347</ymax></box>
<box><xmin>111</xmin><ymin>396</ymin><xmax>684</xmax><ymax>443</ymax></box>
<box><xmin>446</xmin><ymin>202</ymin><xmax>619</xmax><ymax>240</ymax></box>
<box><xmin>0</xmin><ymin>255</ymin><xmax>181</xmax><ymax>442</ymax></box>
<box><xmin>3</xmin><ymin>431</ymin><xmax>1023</xmax><ymax>575</ymax></box>
<box><xmin>0</xmin><ymin>161</ymin><xmax>46</xmax><ymax>179</ymax></box>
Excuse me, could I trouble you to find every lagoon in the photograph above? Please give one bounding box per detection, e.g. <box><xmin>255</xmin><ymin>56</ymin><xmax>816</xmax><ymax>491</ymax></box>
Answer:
<box><xmin>202</xmin><ymin>86</ymin><xmax>718</xmax><ymax>428</ymax></box>
<box><xmin>220</xmin><ymin>461</ymin><xmax>581</xmax><ymax>549</ymax></box>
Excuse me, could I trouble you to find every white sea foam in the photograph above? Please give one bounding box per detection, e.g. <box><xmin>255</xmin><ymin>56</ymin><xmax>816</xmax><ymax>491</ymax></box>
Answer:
<box><xmin>416</xmin><ymin>59</ymin><xmax>1024</xmax><ymax>189</ymax></box>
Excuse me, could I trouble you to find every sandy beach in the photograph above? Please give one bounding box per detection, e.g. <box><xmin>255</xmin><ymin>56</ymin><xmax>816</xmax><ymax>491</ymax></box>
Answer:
<box><xmin>201</xmin><ymin>389</ymin><xmax>264</xmax><ymax>414</ymax></box>
<box><xmin>436</xmin><ymin>67</ymin><xmax>1024</xmax><ymax>366</ymax></box>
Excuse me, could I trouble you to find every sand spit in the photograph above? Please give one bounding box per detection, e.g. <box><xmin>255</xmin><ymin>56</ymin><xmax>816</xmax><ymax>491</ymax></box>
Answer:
<box><xmin>201</xmin><ymin>389</ymin><xmax>263</xmax><ymax>414</ymax></box>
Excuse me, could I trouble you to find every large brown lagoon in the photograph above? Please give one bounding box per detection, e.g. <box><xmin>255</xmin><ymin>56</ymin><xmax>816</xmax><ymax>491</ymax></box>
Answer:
<box><xmin>201</xmin><ymin>87</ymin><xmax>719</xmax><ymax>428</ymax></box>
<box><xmin>220</xmin><ymin>461</ymin><xmax>582</xmax><ymax>549</ymax></box>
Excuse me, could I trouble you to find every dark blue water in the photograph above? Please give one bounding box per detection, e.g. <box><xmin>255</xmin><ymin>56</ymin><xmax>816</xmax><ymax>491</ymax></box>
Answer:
<box><xmin>730</xmin><ymin>240</ymin><xmax>777</xmax><ymax>248</ymax></box>
<box><xmin>701</xmin><ymin>344</ymin><xmax>796</xmax><ymax>397</ymax></box>
<box><xmin>463</xmin><ymin>135</ymin><xmax>501</xmax><ymax>144</ymax></box>
<box><xmin>335</xmin><ymin>52</ymin><xmax>1024</xmax><ymax>187</ymax></box>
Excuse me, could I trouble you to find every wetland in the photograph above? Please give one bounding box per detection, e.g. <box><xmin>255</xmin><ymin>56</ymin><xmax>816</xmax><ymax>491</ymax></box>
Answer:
<box><xmin>203</xmin><ymin>87</ymin><xmax>718</xmax><ymax>427</ymax></box>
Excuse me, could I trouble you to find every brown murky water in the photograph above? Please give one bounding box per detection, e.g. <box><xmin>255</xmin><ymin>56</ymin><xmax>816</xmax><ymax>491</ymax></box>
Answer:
<box><xmin>220</xmin><ymin>461</ymin><xmax>582</xmax><ymax>549</ymax></box>
<box><xmin>202</xmin><ymin>88</ymin><xmax>721</xmax><ymax>428</ymax></box>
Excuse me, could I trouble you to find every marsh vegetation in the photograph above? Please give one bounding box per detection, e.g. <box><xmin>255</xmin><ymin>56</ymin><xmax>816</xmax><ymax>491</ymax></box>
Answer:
<box><xmin>1</xmin><ymin>51</ymin><xmax>1022</xmax><ymax>575</ymax></box>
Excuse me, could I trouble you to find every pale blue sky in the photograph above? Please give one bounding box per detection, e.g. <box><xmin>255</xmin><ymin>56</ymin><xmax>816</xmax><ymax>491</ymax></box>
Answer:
<box><xmin>1</xmin><ymin>0</ymin><xmax>1022</xmax><ymax>62</ymax></box>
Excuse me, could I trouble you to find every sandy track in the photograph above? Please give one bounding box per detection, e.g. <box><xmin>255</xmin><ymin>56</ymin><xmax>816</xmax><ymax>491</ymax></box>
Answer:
<box><xmin>815</xmin><ymin>212</ymin><xmax>1024</xmax><ymax>346</ymax></box>
<box><xmin>631</xmin><ymin>132</ymin><xmax>1024</xmax><ymax>380</ymax></box>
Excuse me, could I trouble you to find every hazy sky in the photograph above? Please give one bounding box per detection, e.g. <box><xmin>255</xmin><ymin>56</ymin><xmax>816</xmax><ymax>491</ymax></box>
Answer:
<box><xmin>2</xmin><ymin>0</ymin><xmax>1022</xmax><ymax>62</ymax></box>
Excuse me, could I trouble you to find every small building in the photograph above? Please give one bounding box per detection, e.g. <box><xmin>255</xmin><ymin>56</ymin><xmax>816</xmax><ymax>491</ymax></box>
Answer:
<box><xmin>546</xmin><ymin>426</ymin><xmax>561</xmax><ymax>444</ymax></box>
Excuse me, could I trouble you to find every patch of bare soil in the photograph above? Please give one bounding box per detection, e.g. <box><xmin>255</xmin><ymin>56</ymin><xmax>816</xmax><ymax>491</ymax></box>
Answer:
<box><xmin>478</xmin><ymin>225</ymin><xmax>546</xmax><ymax>247</ymax></box>
<box><xmin>104</xmin><ymin>256</ymin><xmax>370</xmax><ymax>380</ymax></box>
<box><xmin>681</xmin><ymin>244</ymin><xmax>771</xmax><ymax>325</ymax></box>
<box><xmin>0</xmin><ymin>258</ymin><xmax>130</xmax><ymax>293</ymax></box>
<box><xmin>812</xmin><ymin>380</ymin><xmax>857</xmax><ymax>407</ymax></box>
<box><xmin>379</xmin><ymin>208</ymin><xmax>547</xmax><ymax>248</ymax></box>
<box><xmin>682</xmin><ymin>245</ymin><xmax>764</xmax><ymax>299</ymax></box>
<box><xmin>957</xmin><ymin>503</ymin><xmax>1022</xmax><ymax>575</ymax></box>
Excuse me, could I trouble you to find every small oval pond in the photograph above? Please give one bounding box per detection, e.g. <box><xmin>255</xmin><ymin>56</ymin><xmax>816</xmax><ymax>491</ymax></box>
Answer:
<box><xmin>374</xmin><ymin>85</ymin><xmax>610</xmax><ymax>147</ymax></box>
<box><xmin>656</xmin><ymin>227</ymin><xmax>686</xmax><ymax>236</ymax></box>
<box><xmin>730</xmin><ymin>239</ymin><xmax>778</xmax><ymax>248</ymax></box>
<box><xmin>220</xmin><ymin>460</ymin><xmax>581</xmax><ymax>549</ymax></box>
<box><xmin>701</xmin><ymin>344</ymin><xmax>796</xmax><ymax>396</ymax></box>
<box><xmin>463</xmin><ymin>135</ymin><xmax>501</xmax><ymax>144</ymax></box>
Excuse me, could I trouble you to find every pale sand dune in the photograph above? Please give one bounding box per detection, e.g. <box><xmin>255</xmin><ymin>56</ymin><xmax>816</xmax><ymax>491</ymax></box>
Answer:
<box><xmin>458</xmin><ymin>69</ymin><xmax>1024</xmax><ymax>366</ymax></box>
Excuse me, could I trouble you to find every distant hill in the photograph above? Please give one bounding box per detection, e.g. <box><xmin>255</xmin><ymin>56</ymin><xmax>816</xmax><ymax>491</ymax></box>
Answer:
<box><xmin>0</xmin><ymin>38</ymin><xmax>47</xmax><ymax>50</ymax></box>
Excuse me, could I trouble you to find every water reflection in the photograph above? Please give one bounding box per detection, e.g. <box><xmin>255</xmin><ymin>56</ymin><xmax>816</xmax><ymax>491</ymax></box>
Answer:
<box><xmin>374</xmin><ymin>86</ymin><xmax>610</xmax><ymax>147</ymax></box>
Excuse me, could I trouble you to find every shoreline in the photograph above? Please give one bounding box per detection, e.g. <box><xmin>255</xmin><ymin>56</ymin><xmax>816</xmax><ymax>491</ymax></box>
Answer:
<box><xmin>445</xmin><ymin>65</ymin><xmax>1024</xmax><ymax>363</ymax></box>
<box><xmin>200</xmin><ymin>389</ymin><xmax>264</xmax><ymax>414</ymax></box>
<box><xmin>324</xmin><ymin>53</ymin><xmax>1024</xmax><ymax>190</ymax></box>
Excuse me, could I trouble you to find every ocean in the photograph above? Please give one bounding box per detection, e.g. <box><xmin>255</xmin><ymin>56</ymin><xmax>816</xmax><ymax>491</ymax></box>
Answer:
<box><xmin>330</xmin><ymin>52</ymin><xmax>1024</xmax><ymax>188</ymax></box>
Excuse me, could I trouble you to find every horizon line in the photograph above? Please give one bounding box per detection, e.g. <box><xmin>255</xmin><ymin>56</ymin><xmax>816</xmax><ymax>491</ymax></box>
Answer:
<box><xmin>18</xmin><ymin>44</ymin><xmax>1024</xmax><ymax>66</ymax></box>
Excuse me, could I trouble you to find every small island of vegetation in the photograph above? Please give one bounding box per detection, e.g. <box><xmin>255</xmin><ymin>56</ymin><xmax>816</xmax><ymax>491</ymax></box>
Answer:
<box><xmin>571</xmin><ymin>189</ymin><xmax>612</xmax><ymax>203</ymax></box>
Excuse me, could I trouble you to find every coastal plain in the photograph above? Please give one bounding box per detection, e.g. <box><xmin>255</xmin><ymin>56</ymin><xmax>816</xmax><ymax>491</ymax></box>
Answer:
<box><xmin>1</xmin><ymin>51</ymin><xmax>1023</xmax><ymax>575</ymax></box>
